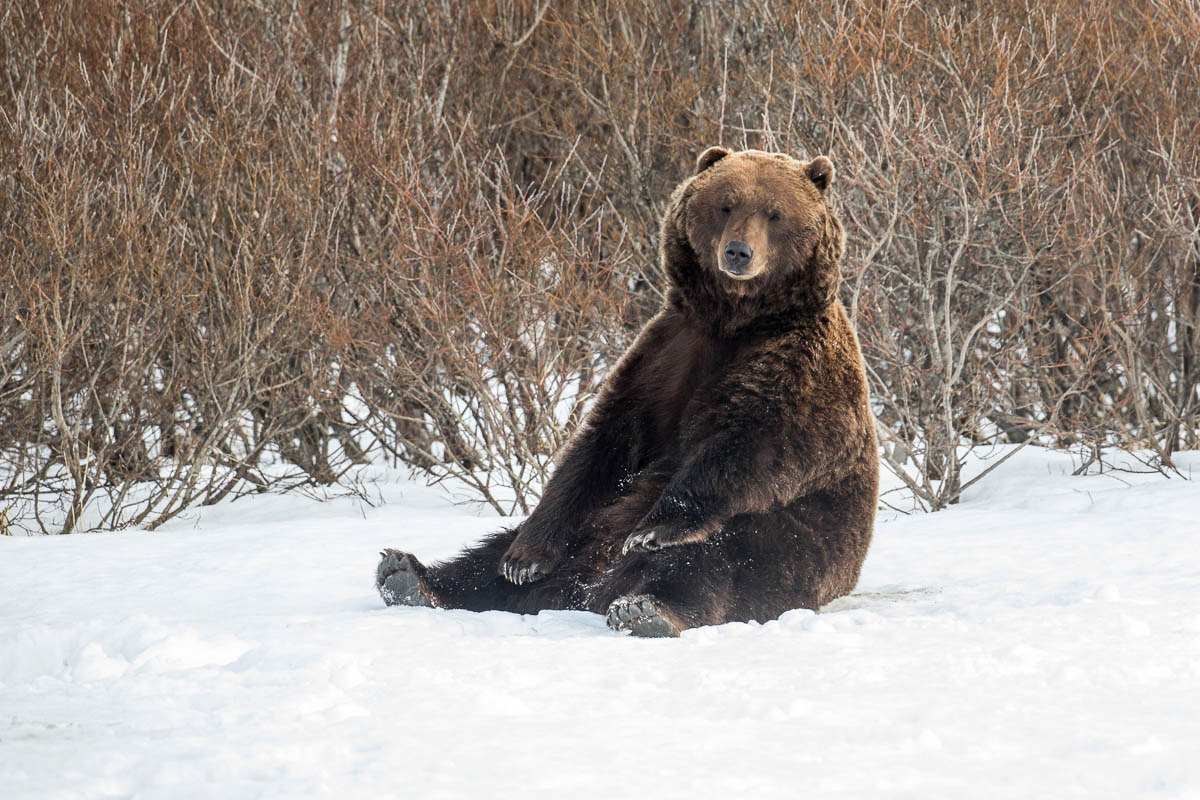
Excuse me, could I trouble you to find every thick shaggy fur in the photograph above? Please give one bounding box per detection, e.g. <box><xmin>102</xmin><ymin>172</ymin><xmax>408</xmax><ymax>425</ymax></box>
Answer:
<box><xmin>378</xmin><ymin>147</ymin><xmax>878</xmax><ymax>634</ymax></box>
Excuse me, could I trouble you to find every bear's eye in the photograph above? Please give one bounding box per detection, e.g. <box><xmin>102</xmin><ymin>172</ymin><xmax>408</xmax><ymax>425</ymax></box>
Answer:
<box><xmin>720</xmin><ymin>205</ymin><xmax>732</xmax><ymax>215</ymax></box>
<box><xmin>768</xmin><ymin>212</ymin><xmax>781</xmax><ymax>222</ymax></box>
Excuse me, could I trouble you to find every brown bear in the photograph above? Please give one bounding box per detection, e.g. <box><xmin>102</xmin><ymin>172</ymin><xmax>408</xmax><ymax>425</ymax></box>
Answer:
<box><xmin>376</xmin><ymin>147</ymin><xmax>878</xmax><ymax>637</ymax></box>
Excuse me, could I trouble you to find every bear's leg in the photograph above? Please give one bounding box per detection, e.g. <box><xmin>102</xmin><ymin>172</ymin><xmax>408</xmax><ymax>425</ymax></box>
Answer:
<box><xmin>377</xmin><ymin>527</ymin><xmax>585</xmax><ymax>614</ymax></box>
<box><xmin>588</xmin><ymin>543</ymin><xmax>736</xmax><ymax>637</ymax></box>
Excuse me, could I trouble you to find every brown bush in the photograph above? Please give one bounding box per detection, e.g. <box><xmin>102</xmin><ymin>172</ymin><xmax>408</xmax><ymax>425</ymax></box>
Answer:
<box><xmin>1</xmin><ymin>0</ymin><xmax>1197</xmax><ymax>530</ymax></box>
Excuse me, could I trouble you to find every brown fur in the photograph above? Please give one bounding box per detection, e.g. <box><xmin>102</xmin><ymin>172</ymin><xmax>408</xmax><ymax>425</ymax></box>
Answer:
<box><xmin>378</xmin><ymin>147</ymin><xmax>879</xmax><ymax>633</ymax></box>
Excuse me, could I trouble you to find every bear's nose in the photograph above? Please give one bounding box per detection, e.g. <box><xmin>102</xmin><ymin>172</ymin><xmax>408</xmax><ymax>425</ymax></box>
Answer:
<box><xmin>723</xmin><ymin>240</ymin><xmax>753</xmax><ymax>272</ymax></box>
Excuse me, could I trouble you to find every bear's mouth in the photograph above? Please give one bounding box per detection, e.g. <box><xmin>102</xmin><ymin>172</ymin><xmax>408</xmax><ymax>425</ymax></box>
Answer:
<box><xmin>718</xmin><ymin>259</ymin><xmax>767</xmax><ymax>282</ymax></box>
<box><xmin>720</xmin><ymin>265</ymin><xmax>758</xmax><ymax>280</ymax></box>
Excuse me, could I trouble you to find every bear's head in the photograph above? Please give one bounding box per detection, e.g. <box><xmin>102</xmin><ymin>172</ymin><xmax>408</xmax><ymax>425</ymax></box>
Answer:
<box><xmin>660</xmin><ymin>147</ymin><xmax>845</xmax><ymax>328</ymax></box>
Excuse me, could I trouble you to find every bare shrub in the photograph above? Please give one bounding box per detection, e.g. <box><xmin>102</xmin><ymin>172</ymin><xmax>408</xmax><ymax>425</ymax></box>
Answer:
<box><xmin>2</xmin><ymin>0</ymin><xmax>1197</xmax><ymax>530</ymax></box>
<box><xmin>342</xmin><ymin>155</ymin><xmax>637</xmax><ymax>514</ymax></box>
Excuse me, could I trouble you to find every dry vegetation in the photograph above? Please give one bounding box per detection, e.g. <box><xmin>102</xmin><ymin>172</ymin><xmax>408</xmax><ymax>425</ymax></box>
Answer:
<box><xmin>2</xmin><ymin>0</ymin><xmax>1198</xmax><ymax>532</ymax></box>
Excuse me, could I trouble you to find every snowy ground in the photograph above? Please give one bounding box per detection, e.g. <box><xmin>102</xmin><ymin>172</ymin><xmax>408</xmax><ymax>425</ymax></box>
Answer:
<box><xmin>2</xmin><ymin>447</ymin><xmax>1199</xmax><ymax>800</ymax></box>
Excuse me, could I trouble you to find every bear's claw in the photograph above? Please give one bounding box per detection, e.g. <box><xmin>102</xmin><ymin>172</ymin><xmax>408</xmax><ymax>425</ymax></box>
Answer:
<box><xmin>499</xmin><ymin>534</ymin><xmax>562</xmax><ymax>585</ymax></box>
<box><xmin>622</xmin><ymin>528</ymin><xmax>665</xmax><ymax>554</ymax></box>
<box><xmin>500</xmin><ymin>559</ymin><xmax>546</xmax><ymax>585</ymax></box>
<box><xmin>377</xmin><ymin>549</ymin><xmax>435</xmax><ymax>608</ymax></box>
<box><xmin>605</xmin><ymin>594</ymin><xmax>681</xmax><ymax>638</ymax></box>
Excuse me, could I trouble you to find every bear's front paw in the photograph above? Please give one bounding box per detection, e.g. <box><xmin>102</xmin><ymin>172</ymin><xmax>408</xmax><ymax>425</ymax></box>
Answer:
<box><xmin>622</xmin><ymin>527</ymin><xmax>668</xmax><ymax>554</ymax></box>
<box><xmin>621</xmin><ymin>524</ymin><xmax>712</xmax><ymax>555</ymax></box>
<box><xmin>499</xmin><ymin>536</ymin><xmax>563</xmax><ymax>585</ymax></box>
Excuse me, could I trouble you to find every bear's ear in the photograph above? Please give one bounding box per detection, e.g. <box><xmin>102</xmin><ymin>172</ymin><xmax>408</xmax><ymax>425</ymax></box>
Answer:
<box><xmin>805</xmin><ymin>155</ymin><xmax>835</xmax><ymax>193</ymax></box>
<box><xmin>695</xmin><ymin>146</ymin><xmax>731</xmax><ymax>174</ymax></box>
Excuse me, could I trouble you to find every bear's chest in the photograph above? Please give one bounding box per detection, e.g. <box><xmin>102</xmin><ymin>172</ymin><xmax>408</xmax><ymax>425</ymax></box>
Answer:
<box><xmin>636</xmin><ymin>325</ymin><xmax>743</xmax><ymax>454</ymax></box>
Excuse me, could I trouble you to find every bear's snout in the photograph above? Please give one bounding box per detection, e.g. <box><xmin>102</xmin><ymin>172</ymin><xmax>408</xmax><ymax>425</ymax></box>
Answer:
<box><xmin>723</xmin><ymin>240</ymin><xmax>754</xmax><ymax>274</ymax></box>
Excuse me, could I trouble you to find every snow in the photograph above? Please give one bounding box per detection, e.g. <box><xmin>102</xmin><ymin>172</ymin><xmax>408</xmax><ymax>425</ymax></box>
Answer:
<box><xmin>2</xmin><ymin>447</ymin><xmax>1199</xmax><ymax>799</ymax></box>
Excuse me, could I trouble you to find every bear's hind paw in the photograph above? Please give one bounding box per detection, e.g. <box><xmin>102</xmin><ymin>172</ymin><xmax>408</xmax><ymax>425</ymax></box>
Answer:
<box><xmin>377</xmin><ymin>549</ymin><xmax>436</xmax><ymax>608</ymax></box>
<box><xmin>605</xmin><ymin>594</ymin><xmax>681</xmax><ymax>638</ymax></box>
